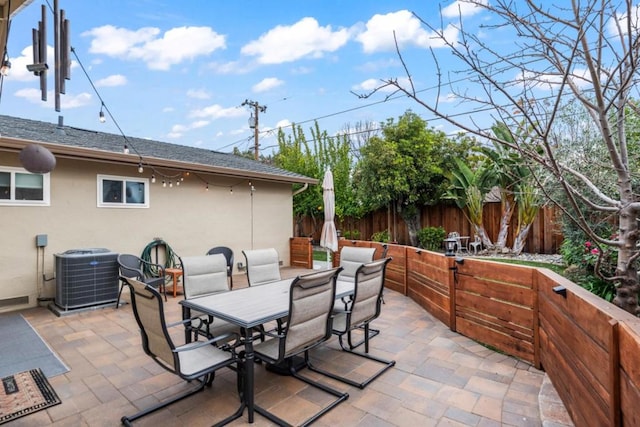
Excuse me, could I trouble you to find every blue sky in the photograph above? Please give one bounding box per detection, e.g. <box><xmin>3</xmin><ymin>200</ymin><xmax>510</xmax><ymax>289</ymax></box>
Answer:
<box><xmin>2</xmin><ymin>0</ymin><xmax>491</xmax><ymax>155</ymax></box>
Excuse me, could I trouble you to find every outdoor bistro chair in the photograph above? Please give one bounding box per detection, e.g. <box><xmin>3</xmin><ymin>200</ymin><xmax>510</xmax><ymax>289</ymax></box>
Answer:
<box><xmin>121</xmin><ymin>277</ymin><xmax>244</xmax><ymax>427</ymax></box>
<box><xmin>337</xmin><ymin>246</ymin><xmax>376</xmax><ymax>282</ymax></box>
<box><xmin>307</xmin><ymin>258</ymin><xmax>395</xmax><ymax>389</ymax></box>
<box><xmin>242</xmin><ymin>248</ymin><xmax>281</xmax><ymax>286</ymax></box>
<box><xmin>242</xmin><ymin>248</ymin><xmax>285</xmax><ymax>334</ymax></box>
<box><xmin>470</xmin><ymin>234</ymin><xmax>482</xmax><ymax>254</ymax></box>
<box><xmin>206</xmin><ymin>246</ymin><xmax>235</xmax><ymax>289</ymax></box>
<box><xmin>116</xmin><ymin>253</ymin><xmax>167</xmax><ymax>307</ymax></box>
<box><xmin>180</xmin><ymin>255</ymin><xmax>239</xmax><ymax>343</ymax></box>
<box><xmin>251</xmin><ymin>267</ymin><xmax>348</xmax><ymax>426</ymax></box>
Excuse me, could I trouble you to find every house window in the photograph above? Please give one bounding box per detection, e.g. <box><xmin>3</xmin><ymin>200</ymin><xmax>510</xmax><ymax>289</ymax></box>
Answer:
<box><xmin>98</xmin><ymin>175</ymin><xmax>149</xmax><ymax>208</ymax></box>
<box><xmin>0</xmin><ymin>166</ymin><xmax>50</xmax><ymax>206</ymax></box>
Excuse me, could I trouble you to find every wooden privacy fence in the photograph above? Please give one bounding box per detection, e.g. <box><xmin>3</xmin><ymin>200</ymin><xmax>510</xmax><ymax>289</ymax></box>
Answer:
<box><xmin>298</xmin><ymin>202</ymin><xmax>563</xmax><ymax>254</ymax></box>
<box><xmin>289</xmin><ymin>238</ymin><xmax>640</xmax><ymax>426</ymax></box>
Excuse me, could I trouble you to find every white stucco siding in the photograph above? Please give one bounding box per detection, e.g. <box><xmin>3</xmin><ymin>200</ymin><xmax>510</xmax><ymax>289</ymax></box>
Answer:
<box><xmin>0</xmin><ymin>155</ymin><xmax>296</xmax><ymax>312</ymax></box>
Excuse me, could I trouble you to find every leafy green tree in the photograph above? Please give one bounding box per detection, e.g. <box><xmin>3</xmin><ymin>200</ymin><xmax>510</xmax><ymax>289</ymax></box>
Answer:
<box><xmin>272</xmin><ymin>121</ymin><xmax>354</xmax><ymax>237</ymax></box>
<box><xmin>354</xmin><ymin>110</ymin><xmax>476</xmax><ymax>246</ymax></box>
<box><xmin>371</xmin><ymin>1</ymin><xmax>640</xmax><ymax>314</ymax></box>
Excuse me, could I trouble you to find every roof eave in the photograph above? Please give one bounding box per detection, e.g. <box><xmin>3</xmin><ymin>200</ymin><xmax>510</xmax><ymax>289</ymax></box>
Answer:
<box><xmin>0</xmin><ymin>135</ymin><xmax>318</xmax><ymax>185</ymax></box>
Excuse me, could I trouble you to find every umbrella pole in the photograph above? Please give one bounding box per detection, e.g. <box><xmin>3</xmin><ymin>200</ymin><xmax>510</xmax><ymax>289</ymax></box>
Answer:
<box><xmin>326</xmin><ymin>249</ymin><xmax>331</xmax><ymax>269</ymax></box>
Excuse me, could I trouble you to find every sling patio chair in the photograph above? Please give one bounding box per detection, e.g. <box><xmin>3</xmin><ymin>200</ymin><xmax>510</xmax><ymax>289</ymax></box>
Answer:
<box><xmin>251</xmin><ymin>267</ymin><xmax>348</xmax><ymax>426</ymax></box>
<box><xmin>120</xmin><ymin>277</ymin><xmax>244</xmax><ymax>427</ymax></box>
<box><xmin>242</xmin><ymin>248</ymin><xmax>281</xmax><ymax>287</ymax></box>
<box><xmin>116</xmin><ymin>253</ymin><xmax>167</xmax><ymax>307</ymax></box>
<box><xmin>180</xmin><ymin>255</ymin><xmax>240</xmax><ymax>343</ymax></box>
<box><xmin>206</xmin><ymin>246</ymin><xmax>235</xmax><ymax>289</ymax></box>
<box><xmin>306</xmin><ymin>258</ymin><xmax>396</xmax><ymax>389</ymax></box>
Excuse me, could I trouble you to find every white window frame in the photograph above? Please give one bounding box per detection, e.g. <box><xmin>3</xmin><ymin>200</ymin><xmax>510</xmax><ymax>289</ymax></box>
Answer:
<box><xmin>97</xmin><ymin>174</ymin><xmax>149</xmax><ymax>208</ymax></box>
<box><xmin>0</xmin><ymin>166</ymin><xmax>50</xmax><ymax>206</ymax></box>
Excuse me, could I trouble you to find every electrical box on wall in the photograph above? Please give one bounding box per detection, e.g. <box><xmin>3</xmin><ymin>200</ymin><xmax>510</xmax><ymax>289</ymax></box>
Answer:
<box><xmin>36</xmin><ymin>234</ymin><xmax>48</xmax><ymax>247</ymax></box>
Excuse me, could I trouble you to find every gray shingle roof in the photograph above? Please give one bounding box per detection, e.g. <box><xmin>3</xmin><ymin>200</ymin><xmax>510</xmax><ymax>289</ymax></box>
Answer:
<box><xmin>0</xmin><ymin>114</ymin><xmax>316</xmax><ymax>184</ymax></box>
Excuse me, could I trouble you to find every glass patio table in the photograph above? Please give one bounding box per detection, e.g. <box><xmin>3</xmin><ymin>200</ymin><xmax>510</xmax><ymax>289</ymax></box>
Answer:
<box><xmin>180</xmin><ymin>276</ymin><xmax>354</xmax><ymax>424</ymax></box>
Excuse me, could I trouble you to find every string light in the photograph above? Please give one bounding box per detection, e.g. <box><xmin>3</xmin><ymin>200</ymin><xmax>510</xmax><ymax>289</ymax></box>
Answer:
<box><xmin>151</xmin><ymin>174</ymin><xmax>156</xmax><ymax>183</ymax></box>
<box><xmin>162</xmin><ymin>180</ymin><xmax>166</xmax><ymax>188</ymax></box>
<box><xmin>176</xmin><ymin>180</ymin><xmax>180</xmax><ymax>186</ymax></box>
<box><xmin>99</xmin><ymin>102</ymin><xmax>106</xmax><ymax>123</ymax></box>
<box><xmin>230</xmin><ymin>187</ymin><xmax>233</xmax><ymax>194</ymax></box>
<box><xmin>123</xmin><ymin>144</ymin><xmax>129</xmax><ymax>154</ymax></box>
<box><xmin>137</xmin><ymin>162</ymin><xmax>143</xmax><ymax>173</ymax></box>
<box><xmin>206</xmin><ymin>183</ymin><xmax>209</xmax><ymax>191</ymax></box>
<box><xmin>169</xmin><ymin>180</ymin><xmax>173</xmax><ymax>188</ymax></box>
<box><xmin>0</xmin><ymin>58</ymin><xmax>10</xmax><ymax>76</ymax></box>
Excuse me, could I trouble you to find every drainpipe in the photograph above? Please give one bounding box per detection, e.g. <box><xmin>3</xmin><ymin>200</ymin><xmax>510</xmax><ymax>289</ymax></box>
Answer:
<box><xmin>292</xmin><ymin>182</ymin><xmax>309</xmax><ymax>196</ymax></box>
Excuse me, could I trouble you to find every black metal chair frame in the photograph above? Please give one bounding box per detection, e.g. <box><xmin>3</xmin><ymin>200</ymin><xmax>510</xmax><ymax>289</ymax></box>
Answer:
<box><xmin>116</xmin><ymin>253</ymin><xmax>167</xmax><ymax>307</ymax></box>
<box><xmin>121</xmin><ymin>278</ymin><xmax>244</xmax><ymax>427</ymax></box>
<box><xmin>206</xmin><ymin>246</ymin><xmax>235</xmax><ymax>289</ymax></box>
<box><xmin>307</xmin><ymin>258</ymin><xmax>395</xmax><ymax>389</ymax></box>
<box><xmin>252</xmin><ymin>268</ymin><xmax>348</xmax><ymax>427</ymax></box>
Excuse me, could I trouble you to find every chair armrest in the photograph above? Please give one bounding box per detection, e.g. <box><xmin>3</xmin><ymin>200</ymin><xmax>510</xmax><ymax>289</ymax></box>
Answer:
<box><xmin>173</xmin><ymin>332</ymin><xmax>240</xmax><ymax>353</ymax></box>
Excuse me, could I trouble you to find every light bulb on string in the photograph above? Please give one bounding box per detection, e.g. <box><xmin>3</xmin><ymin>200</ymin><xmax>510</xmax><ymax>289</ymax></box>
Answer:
<box><xmin>206</xmin><ymin>183</ymin><xmax>209</xmax><ymax>191</ymax></box>
<box><xmin>169</xmin><ymin>180</ymin><xmax>173</xmax><ymax>188</ymax></box>
<box><xmin>123</xmin><ymin>144</ymin><xmax>130</xmax><ymax>154</ymax></box>
<box><xmin>176</xmin><ymin>180</ymin><xmax>180</xmax><ymax>186</ymax></box>
<box><xmin>138</xmin><ymin>162</ymin><xmax>143</xmax><ymax>173</ymax></box>
<box><xmin>99</xmin><ymin>102</ymin><xmax>106</xmax><ymax>123</ymax></box>
<box><xmin>151</xmin><ymin>174</ymin><xmax>156</xmax><ymax>183</ymax></box>
<box><xmin>162</xmin><ymin>180</ymin><xmax>166</xmax><ymax>188</ymax></box>
<box><xmin>229</xmin><ymin>187</ymin><xmax>233</xmax><ymax>194</ymax></box>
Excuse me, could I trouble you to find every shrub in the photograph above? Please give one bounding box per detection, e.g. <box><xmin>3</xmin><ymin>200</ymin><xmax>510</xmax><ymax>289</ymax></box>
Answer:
<box><xmin>342</xmin><ymin>230</ymin><xmax>360</xmax><ymax>240</ymax></box>
<box><xmin>560</xmin><ymin>236</ymin><xmax>617</xmax><ymax>302</ymax></box>
<box><xmin>418</xmin><ymin>226</ymin><xmax>446</xmax><ymax>251</ymax></box>
<box><xmin>371</xmin><ymin>229</ymin><xmax>390</xmax><ymax>243</ymax></box>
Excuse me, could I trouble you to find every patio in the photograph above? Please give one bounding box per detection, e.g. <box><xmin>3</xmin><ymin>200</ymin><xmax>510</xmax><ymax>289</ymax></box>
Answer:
<box><xmin>13</xmin><ymin>268</ymin><xmax>572</xmax><ymax>426</ymax></box>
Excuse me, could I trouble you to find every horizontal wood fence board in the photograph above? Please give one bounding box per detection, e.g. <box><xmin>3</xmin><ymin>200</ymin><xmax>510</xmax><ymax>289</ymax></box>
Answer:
<box><xmin>456</xmin><ymin>316</ymin><xmax>534</xmax><ymax>363</ymax></box>
<box><xmin>407</xmin><ymin>252</ymin><xmax>451</xmax><ymax>326</ymax></box>
<box><xmin>454</xmin><ymin>291</ymin><xmax>533</xmax><ymax>338</ymax></box>
<box><xmin>539</xmin><ymin>294</ymin><xmax>611</xmax><ymax>396</ymax></box>
<box><xmin>289</xmin><ymin>237</ymin><xmax>313</xmax><ymax>269</ymax></box>
<box><xmin>538</xmin><ymin>272</ymin><xmax>617</xmax><ymax>352</ymax></box>
<box><xmin>619</xmin><ymin>321</ymin><xmax>640</xmax><ymax>426</ymax></box>
<box><xmin>455</xmin><ymin>275</ymin><xmax>536</xmax><ymax>308</ymax></box>
<box><xmin>539</xmin><ymin>326</ymin><xmax>608</xmax><ymax>427</ymax></box>
<box><xmin>455</xmin><ymin>303</ymin><xmax>532</xmax><ymax>341</ymax></box>
<box><xmin>467</xmin><ymin>259</ymin><xmax>535</xmax><ymax>288</ymax></box>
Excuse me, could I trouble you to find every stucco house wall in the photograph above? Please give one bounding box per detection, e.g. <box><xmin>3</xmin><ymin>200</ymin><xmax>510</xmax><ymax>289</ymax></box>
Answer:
<box><xmin>0</xmin><ymin>115</ymin><xmax>315</xmax><ymax>313</ymax></box>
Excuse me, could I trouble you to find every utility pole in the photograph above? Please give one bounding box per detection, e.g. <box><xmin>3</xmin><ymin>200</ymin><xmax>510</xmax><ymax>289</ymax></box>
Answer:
<box><xmin>241</xmin><ymin>99</ymin><xmax>267</xmax><ymax>160</ymax></box>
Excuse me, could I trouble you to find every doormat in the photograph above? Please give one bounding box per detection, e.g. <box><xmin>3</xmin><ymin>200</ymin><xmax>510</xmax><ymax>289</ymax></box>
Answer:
<box><xmin>0</xmin><ymin>368</ymin><xmax>61</xmax><ymax>424</ymax></box>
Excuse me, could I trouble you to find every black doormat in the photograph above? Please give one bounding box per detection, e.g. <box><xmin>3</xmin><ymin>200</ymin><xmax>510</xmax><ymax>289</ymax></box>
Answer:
<box><xmin>0</xmin><ymin>368</ymin><xmax>61</xmax><ymax>424</ymax></box>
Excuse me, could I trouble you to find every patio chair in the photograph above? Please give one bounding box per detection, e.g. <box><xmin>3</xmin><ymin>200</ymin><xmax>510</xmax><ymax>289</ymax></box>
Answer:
<box><xmin>307</xmin><ymin>258</ymin><xmax>395</xmax><ymax>389</ymax></box>
<box><xmin>242</xmin><ymin>248</ymin><xmax>281</xmax><ymax>286</ymax></box>
<box><xmin>116</xmin><ymin>253</ymin><xmax>167</xmax><ymax>308</ymax></box>
<box><xmin>206</xmin><ymin>246</ymin><xmax>234</xmax><ymax>289</ymax></box>
<box><xmin>120</xmin><ymin>277</ymin><xmax>244</xmax><ymax>427</ymax></box>
<box><xmin>180</xmin><ymin>255</ymin><xmax>239</xmax><ymax>343</ymax></box>
<box><xmin>338</xmin><ymin>246</ymin><xmax>376</xmax><ymax>282</ymax></box>
<box><xmin>252</xmin><ymin>267</ymin><xmax>348</xmax><ymax>426</ymax></box>
<box><xmin>470</xmin><ymin>234</ymin><xmax>482</xmax><ymax>254</ymax></box>
<box><xmin>448</xmin><ymin>232</ymin><xmax>469</xmax><ymax>254</ymax></box>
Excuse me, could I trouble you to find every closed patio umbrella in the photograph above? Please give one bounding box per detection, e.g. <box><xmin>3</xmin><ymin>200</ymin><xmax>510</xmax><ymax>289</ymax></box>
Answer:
<box><xmin>320</xmin><ymin>169</ymin><xmax>338</xmax><ymax>267</ymax></box>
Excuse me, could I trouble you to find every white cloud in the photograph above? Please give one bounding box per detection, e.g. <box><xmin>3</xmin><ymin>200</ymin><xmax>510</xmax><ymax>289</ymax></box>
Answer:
<box><xmin>82</xmin><ymin>25</ymin><xmax>226</xmax><ymax>70</ymax></box>
<box><xmin>241</xmin><ymin>17</ymin><xmax>349</xmax><ymax>64</ymax></box>
<box><xmin>96</xmin><ymin>74</ymin><xmax>127</xmax><ymax>87</ymax></box>
<box><xmin>186</xmin><ymin>88</ymin><xmax>211</xmax><ymax>99</ymax></box>
<box><xmin>275</xmin><ymin>119</ymin><xmax>292</xmax><ymax>129</ymax></box>
<box><xmin>162</xmin><ymin>106</ymin><xmax>175</xmax><ymax>113</ymax></box>
<box><xmin>14</xmin><ymin>87</ymin><xmax>92</xmax><ymax>109</ymax></box>
<box><xmin>166</xmin><ymin>119</ymin><xmax>211</xmax><ymax>139</ymax></box>
<box><xmin>356</xmin><ymin>10</ymin><xmax>459</xmax><ymax>53</ymax></box>
<box><xmin>438</xmin><ymin>93</ymin><xmax>457</xmax><ymax>103</ymax></box>
<box><xmin>189</xmin><ymin>104</ymin><xmax>245</xmax><ymax>120</ymax></box>
<box><xmin>252</xmin><ymin>77</ymin><xmax>284</xmax><ymax>93</ymax></box>
<box><xmin>190</xmin><ymin>120</ymin><xmax>210</xmax><ymax>129</ymax></box>
<box><xmin>607</xmin><ymin>5</ymin><xmax>640</xmax><ymax>36</ymax></box>
<box><xmin>352</xmin><ymin>77</ymin><xmax>411</xmax><ymax>93</ymax></box>
<box><xmin>442</xmin><ymin>0</ymin><xmax>489</xmax><ymax>18</ymax></box>
<box><xmin>515</xmin><ymin>69</ymin><xmax>592</xmax><ymax>91</ymax></box>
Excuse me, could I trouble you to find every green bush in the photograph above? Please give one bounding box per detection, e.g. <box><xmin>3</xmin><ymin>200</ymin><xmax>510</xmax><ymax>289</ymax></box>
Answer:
<box><xmin>560</xmin><ymin>234</ymin><xmax>617</xmax><ymax>302</ymax></box>
<box><xmin>342</xmin><ymin>230</ymin><xmax>360</xmax><ymax>240</ymax></box>
<box><xmin>371</xmin><ymin>229</ymin><xmax>390</xmax><ymax>243</ymax></box>
<box><xmin>417</xmin><ymin>226</ymin><xmax>446</xmax><ymax>251</ymax></box>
